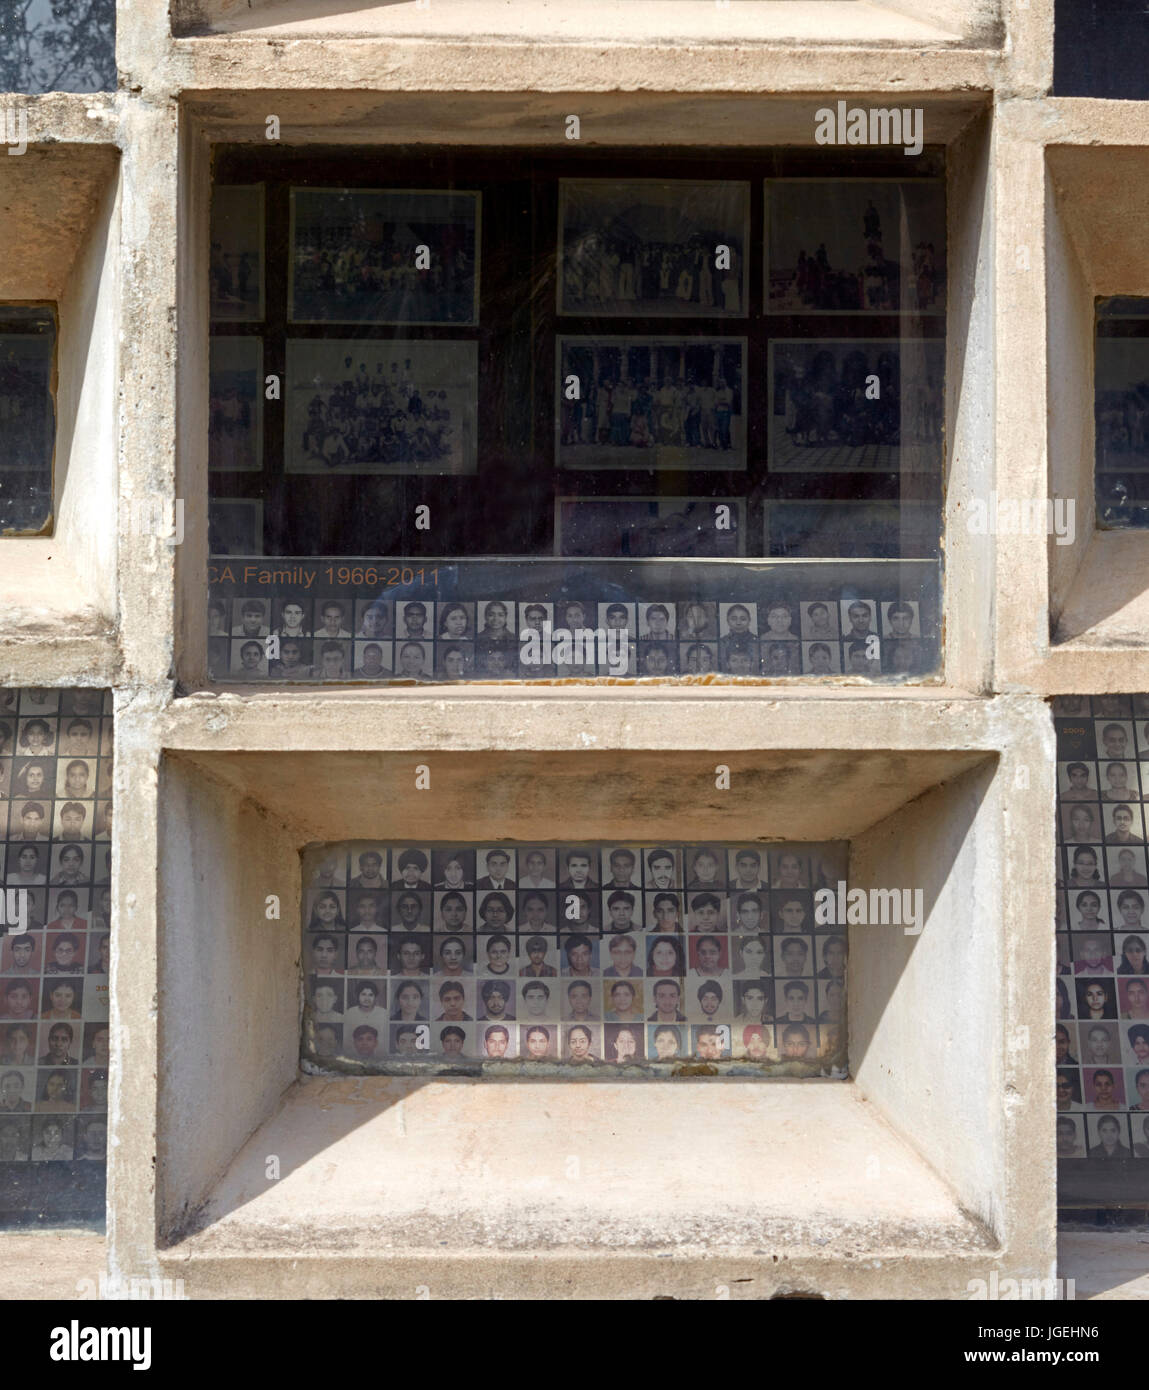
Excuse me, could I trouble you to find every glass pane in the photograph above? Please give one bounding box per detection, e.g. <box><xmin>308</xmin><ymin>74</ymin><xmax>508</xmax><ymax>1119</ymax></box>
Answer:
<box><xmin>0</xmin><ymin>307</ymin><xmax>56</xmax><ymax>536</ymax></box>
<box><xmin>0</xmin><ymin>0</ymin><xmax>116</xmax><ymax>94</ymax></box>
<box><xmin>303</xmin><ymin>839</ymin><xmax>848</xmax><ymax>1074</ymax></box>
<box><xmin>1053</xmin><ymin>694</ymin><xmax>1149</xmax><ymax>1210</ymax></box>
<box><xmin>1096</xmin><ymin>297</ymin><xmax>1149</xmax><ymax>528</ymax></box>
<box><xmin>1054</xmin><ymin>0</ymin><xmax>1149</xmax><ymax>100</ymax></box>
<box><xmin>0</xmin><ymin>689</ymin><xmax>112</xmax><ymax>1230</ymax></box>
<box><xmin>207</xmin><ymin>153</ymin><xmax>946</xmax><ymax>685</ymax></box>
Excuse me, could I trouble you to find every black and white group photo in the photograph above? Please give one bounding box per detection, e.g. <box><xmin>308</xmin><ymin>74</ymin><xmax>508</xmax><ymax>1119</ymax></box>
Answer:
<box><xmin>558</xmin><ymin>180</ymin><xmax>749</xmax><ymax>318</ymax></box>
<box><xmin>208</xmin><ymin>337</ymin><xmax>263</xmax><ymax>473</ymax></box>
<box><xmin>766</xmin><ymin>179</ymin><xmax>945</xmax><ymax>315</ymax></box>
<box><xmin>768</xmin><ymin>339</ymin><xmax>945</xmax><ymax>472</ymax></box>
<box><xmin>209</xmin><ymin>184</ymin><xmax>265</xmax><ymax>322</ymax></box>
<box><xmin>285</xmin><ymin>339</ymin><xmax>478</xmax><ymax>474</ymax></box>
<box><xmin>290</xmin><ymin>188</ymin><xmax>480</xmax><ymax>326</ymax></box>
<box><xmin>557</xmin><ymin>336</ymin><xmax>746</xmax><ymax>470</ymax></box>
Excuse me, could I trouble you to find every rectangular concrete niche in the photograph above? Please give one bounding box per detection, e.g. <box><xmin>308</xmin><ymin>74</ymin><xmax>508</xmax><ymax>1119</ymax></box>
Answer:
<box><xmin>155</xmin><ymin>740</ymin><xmax>1046</xmax><ymax>1297</ymax></box>
<box><xmin>1047</xmin><ymin>146</ymin><xmax>1149</xmax><ymax>649</ymax></box>
<box><xmin>1052</xmin><ymin>692</ymin><xmax>1149</xmax><ymax>1208</ymax></box>
<box><xmin>303</xmin><ymin>838</ymin><xmax>848</xmax><ymax>1075</ymax></box>
<box><xmin>0</xmin><ymin>687</ymin><xmax>113</xmax><ymax>1230</ymax></box>
<box><xmin>0</xmin><ymin>145</ymin><xmax>121</xmax><ymax>628</ymax></box>
<box><xmin>171</xmin><ymin>0</ymin><xmax>1002</xmax><ymax>47</ymax></box>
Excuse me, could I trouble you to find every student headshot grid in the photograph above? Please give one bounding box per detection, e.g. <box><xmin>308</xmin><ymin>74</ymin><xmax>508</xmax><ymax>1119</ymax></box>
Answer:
<box><xmin>1054</xmin><ymin>693</ymin><xmax>1149</xmax><ymax>1161</ymax></box>
<box><xmin>211</xmin><ymin>589</ymin><xmax>933</xmax><ymax>683</ymax></box>
<box><xmin>0</xmin><ymin>688</ymin><xmax>112</xmax><ymax>1169</ymax></box>
<box><xmin>303</xmin><ymin>839</ymin><xmax>848</xmax><ymax>1069</ymax></box>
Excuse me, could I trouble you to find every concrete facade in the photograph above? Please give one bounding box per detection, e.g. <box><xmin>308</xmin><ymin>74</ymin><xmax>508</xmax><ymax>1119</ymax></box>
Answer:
<box><xmin>2</xmin><ymin>0</ymin><xmax>1137</xmax><ymax>1299</ymax></box>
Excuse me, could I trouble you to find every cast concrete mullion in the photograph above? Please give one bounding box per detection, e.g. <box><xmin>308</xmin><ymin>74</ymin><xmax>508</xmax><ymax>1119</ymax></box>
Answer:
<box><xmin>116</xmin><ymin>98</ymin><xmax>181</xmax><ymax>690</ymax></box>
<box><xmin>992</xmin><ymin>104</ymin><xmax>1050</xmax><ymax>691</ymax></box>
<box><xmin>106</xmin><ymin>692</ymin><xmax>166</xmax><ymax>1289</ymax></box>
<box><xmin>993</xmin><ymin>695</ymin><xmax>1057</xmax><ymax>1272</ymax></box>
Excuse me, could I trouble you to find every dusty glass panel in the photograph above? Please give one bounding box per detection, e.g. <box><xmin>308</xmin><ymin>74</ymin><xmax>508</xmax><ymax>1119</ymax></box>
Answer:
<box><xmin>0</xmin><ymin>688</ymin><xmax>112</xmax><ymax>1229</ymax></box>
<box><xmin>1096</xmin><ymin>298</ymin><xmax>1149</xmax><ymax>528</ymax></box>
<box><xmin>1053</xmin><ymin>695</ymin><xmax>1149</xmax><ymax>1209</ymax></box>
<box><xmin>301</xmin><ymin>839</ymin><xmax>848</xmax><ymax>1075</ymax></box>
<box><xmin>0</xmin><ymin>307</ymin><xmax>56</xmax><ymax>536</ymax></box>
<box><xmin>208</xmin><ymin>151</ymin><xmax>946</xmax><ymax>685</ymax></box>
<box><xmin>0</xmin><ymin>0</ymin><xmax>116</xmax><ymax>94</ymax></box>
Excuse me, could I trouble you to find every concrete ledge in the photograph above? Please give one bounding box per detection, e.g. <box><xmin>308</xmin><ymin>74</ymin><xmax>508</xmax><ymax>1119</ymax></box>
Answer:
<box><xmin>178</xmin><ymin>0</ymin><xmax>968</xmax><ymax>45</ymax></box>
<box><xmin>0</xmin><ymin>1233</ymin><xmax>105</xmax><ymax>1300</ymax></box>
<box><xmin>0</xmin><ymin>543</ymin><xmax>118</xmax><ymax>685</ymax></box>
<box><xmin>162</xmin><ymin>1076</ymin><xmax>999</xmax><ymax>1299</ymax></box>
<box><xmin>159</xmin><ymin>689</ymin><xmax>1041</xmax><ymax>757</ymax></box>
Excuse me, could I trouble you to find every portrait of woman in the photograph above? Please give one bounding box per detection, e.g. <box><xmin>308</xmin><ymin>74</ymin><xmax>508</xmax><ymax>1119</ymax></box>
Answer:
<box><xmin>1076</xmin><ymin>978</ymin><xmax>1116</xmax><ymax>1020</ymax></box>
<box><xmin>0</xmin><ymin>1025</ymin><xmax>34</xmax><ymax>1067</ymax></box>
<box><xmin>17</xmin><ymin>719</ymin><xmax>54</xmax><ymax>755</ymax></box>
<box><xmin>391</xmin><ymin>980</ymin><xmax>427</xmax><ymax>1023</ymax></box>
<box><xmin>437</xmin><ymin>603</ymin><xmax>473</xmax><ymax>641</ymax></box>
<box><xmin>646</xmin><ymin>935</ymin><xmax>685</xmax><ymax>977</ymax></box>
<box><xmin>13</xmin><ymin>760</ymin><xmax>51</xmax><ymax>798</ymax></box>
<box><xmin>1117</xmin><ymin>933</ymin><xmax>1148</xmax><ymax>975</ymax></box>
<box><xmin>307</xmin><ymin>891</ymin><xmax>346</xmax><ymax>931</ymax></box>
<box><xmin>37</xmin><ymin>1070</ymin><xmax>76</xmax><ymax>1113</ymax></box>
<box><xmin>478</xmin><ymin>891</ymin><xmax>515</xmax><ymax>931</ymax></box>
<box><xmin>1088</xmin><ymin>1114</ymin><xmax>1131</xmax><ymax>1160</ymax></box>
<box><xmin>734</xmin><ymin>934</ymin><xmax>770</xmax><ymax>977</ymax></box>
<box><xmin>1067</xmin><ymin>847</ymin><xmax>1103</xmax><ymax>887</ymax></box>
<box><xmin>476</xmin><ymin>601</ymin><xmax>514</xmax><ymax>645</ymax></box>
<box><xmin>1072</xmin><ymin>890</ymin><xmax>1105</xmax><ymax>931</ymax></box>
<box><xmin>734</xmin><ymin>980</ymin><xmax>774</xmax><ymax>1024</ymax></box>
<box><xmin>9</xmin><ymin>845</ymin><xmax>46</xmax><ymax>886</ymax></box>
<box><xmin>565</xmin><ymin>1023</ymin><xmax>598</xmax><ymax>1064</ymax></box>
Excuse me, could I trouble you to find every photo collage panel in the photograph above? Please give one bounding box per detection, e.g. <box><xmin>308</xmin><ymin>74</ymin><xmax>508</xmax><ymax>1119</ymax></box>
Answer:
<box><xmin>302</xmin><ymin>840</ymin><xmax>849</xmax><ymax>1072</ymax></box>
<box><xmin>209</xmin><ymin>588</ymin><xmax>934</xmax><ymax>682</ymax></box>
<box><xmin>0</xmin><ymin>689</ymin><xmax>112</xmax><ymax>1184</ymax></box>
<box><xmin>1054</xmin><ymin>695</ymin><xmax>1149</xmax><ymax>1162</ymax></box>
<box><xmin>208</xmin><ymin>165</ymin><xmax>945</xmax><ymax>685</ymax></box>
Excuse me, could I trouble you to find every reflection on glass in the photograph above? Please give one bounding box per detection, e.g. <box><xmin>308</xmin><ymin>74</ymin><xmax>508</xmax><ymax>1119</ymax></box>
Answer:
<box><xmin>1052</xmin><ymin>693</ymin><xmax>1149</xmax><ymax>1191</ymax></box>
<box><xmin>207</xmin><ymin>157</ymin><xmax>946</xmax><ymax>684</ymax></box>
<box><xmin>0</xmin><ymin>308</ymin><xmax>56</xmax><ymax>536</ymax></box>
<box><xmin>1096</xmin><ymin>298</ymin><xmax>1149</xmax><ymax>529</ymax></box>
<box><xmin>0</xmin><ymin>0</ymin><xmax>115</xmax><ymax>94</ymax></box>
<box><xmin>300</xmin><ymin>839</ymin><xmax>849</xmax><ymax>1073</ymax></box>
<box><xmin>0</xmin><ymin>688</ymin><xmax>112</xmax><ymax>1230</ymax></box>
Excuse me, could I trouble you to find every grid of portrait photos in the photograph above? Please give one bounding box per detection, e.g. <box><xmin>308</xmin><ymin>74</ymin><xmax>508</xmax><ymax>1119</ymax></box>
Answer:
<box><xmin>1054</xmin><ymin>694</ymin><xmax>1149</xmax><ymax>1164</ymax></box>
<box><xmin>301</xmin><ymin>840</ymin><xmax>848</xmax><ymax>1072</ymax></box>
<box><xmin>208</xmin><ymin>167</ymin><xmax>945</xmax><ymax>683</ymax></box>
<box><xmin>1095</xmin><ymin>298</ymin><xmax>1149</xmax><ymax>527</ymax></box>
<box><xmin>0</xmin><ymin>689</ymin><xmax>111</xmax><ymax>1205</ymax></box>
<box><xmin>210</xmin><ymin>589</ymin><xmax>932</xmax><ymax>682</ymax></box>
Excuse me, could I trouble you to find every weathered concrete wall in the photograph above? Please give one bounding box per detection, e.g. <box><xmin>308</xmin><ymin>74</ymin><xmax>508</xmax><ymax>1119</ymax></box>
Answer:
<box><xmin>156</xmin><ymin>754</ymin><xmax>301</xmax><ymax>1240</ymax></box>
<box><xmin>5</xmin><ymin>0</ymin><xmax>1136</xmax><ymax>1301</ymax></box>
